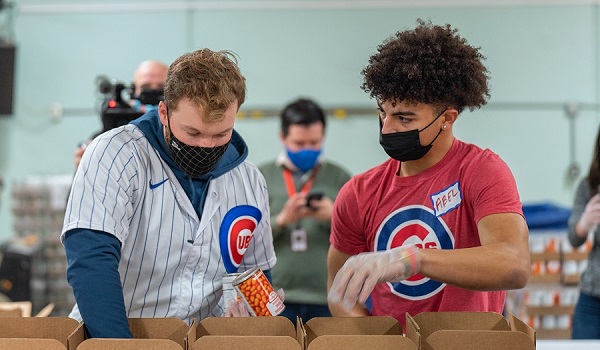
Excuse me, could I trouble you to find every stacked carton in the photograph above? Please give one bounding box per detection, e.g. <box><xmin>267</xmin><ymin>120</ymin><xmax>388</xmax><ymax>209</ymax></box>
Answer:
<box><xmin>9</xmin><ymin>175</ymin><xmax>75</xmax><ymax>316</ymax></box>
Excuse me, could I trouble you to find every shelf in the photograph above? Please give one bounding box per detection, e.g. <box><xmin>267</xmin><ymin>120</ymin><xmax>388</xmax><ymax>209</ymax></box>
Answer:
<box><xmin>528</xmin><ymin>274</ymin><xmax>561</xmax><ymax>284</ymax></box>
<box><xmin>531</xmin><ymin>252</ymin><xmax>560</xmax><ymax>261</ymax></box>
<box><xmin>562</xmin><ymin>251</ymin><xmax>589</xmax><ymax>261</ymax></box>
<box><xmin>561</xmin><ymin>274</ymin><xmax>580</xmax><ymax>286</ymax></box>
<box><xmin>526</xmin><ymin>305</ymin><xmax>574</xmax><ymax>316</ymax></box>
<box><xmin>536</xmin><ymin>328</ymin><xmax>571</xmax><ymax>339</ymax></box>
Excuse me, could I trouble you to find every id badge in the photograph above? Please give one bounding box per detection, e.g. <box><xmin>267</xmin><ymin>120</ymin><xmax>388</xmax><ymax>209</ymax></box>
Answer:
<box><xmin>291</xmin><ymin>228</ymin><xmax>308</xmax><ymax>252</ymax></box>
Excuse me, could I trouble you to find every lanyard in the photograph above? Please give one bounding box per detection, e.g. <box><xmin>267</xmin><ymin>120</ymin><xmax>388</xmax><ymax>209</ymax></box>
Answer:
<box><xmin>282</xmin><ymin>167</ymin><xmax>317</xmax><ymax>197</ymax></box>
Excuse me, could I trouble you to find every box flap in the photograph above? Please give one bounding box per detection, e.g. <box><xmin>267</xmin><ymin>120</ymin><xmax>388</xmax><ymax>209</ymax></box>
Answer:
<box><xmin>0</xmin><ymin>317</ymin><xmax>80</xmax><ymax>347</ymax></box>
<box><xmin>77</xmin><ymin>338</ymin><xmax>183</xmax><ymax>350</ymax></box>
<box><xmin>307</xmin><ymin>335</ymin><xmax>417</xmax><ymax>350</ymax></box>
<box><xmin>196</xmin><ymin>316</ymin><xmax>295</xmax><ymax>337</ymax></box>
<box><xmin>304</xmin><ymin>316</ymin><xmax>401</xmax><ymax>345</ymax></box>
<box><xmin>0</xmin><ymin>338</ymin><xmax>67</xmax><ymax>350</ymax></box>
<box><xmin>508</xmin><ymin>313</ymin><xmax>536</xmax><ymax>344</ymax></box>
<box><xmin>192</xmin><ymin>335</ymin><xmax>301</xmax><ymax>350</ymax></box>
<box><xmin>67</xmin><ymin>321</ymin><xmax>85</xmax><ymax>350</ymax></box>
<box><xmin>412</xmin><ymin>312</ymin><xmax>508</xmax><ymax>340</ymax></box>
<box><xmin>297</xmin><ymin>316</ymin><xmax>307</xmax><ymax>350</ymax></box>
<box><xmin>35</xmin><ymin>303</ymin><xmax>55</xmax><ymax>317</ymax></box>
<box><xmin>185</xmin><ymin>317</ymin><xmax>197</xmax><ymax>350</ymax></box>
<box><xmin>404</xmin><ymin>313</ymin><xmax>420</xmax><ymax>349</ymax></box>
<box><xmin>127</xmin><ymin>318</ymin><xmax>189</xmax><ymax>348</ymax></box>
<box><xmin>426</xmin><ymin>330</ymin><xmax>535</xmax><ymax>350</ymax></box>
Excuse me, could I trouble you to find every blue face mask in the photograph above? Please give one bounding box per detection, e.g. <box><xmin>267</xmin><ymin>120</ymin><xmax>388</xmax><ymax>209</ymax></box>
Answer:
<box><xmin>286</xmin><ymin>148</ymin><xmax>322</xmax><ymax>173</ymax></box>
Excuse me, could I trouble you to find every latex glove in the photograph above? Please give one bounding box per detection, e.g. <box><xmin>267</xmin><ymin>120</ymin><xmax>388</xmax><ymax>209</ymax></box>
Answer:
<box><xmin>579</xmin><ymin>193</ymin><xmax>600</xmax><ymax>234</ymax></box>
<box><xmin>224</xmin><ymin>299</ymin><xmax>251</xmax><ymax>317</ymax></box>
<box><xmin>224</xmin><ymin>288</ymin><xmax>285</xmax><ymax>317</ymax></box>
<box><xmin>328</xmin><ymin>246</ymin><xmax>420</xmax><ymax>311</ymax></box>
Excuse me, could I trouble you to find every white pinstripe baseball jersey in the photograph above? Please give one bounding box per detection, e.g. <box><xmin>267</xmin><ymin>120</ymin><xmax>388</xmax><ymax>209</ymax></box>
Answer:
<box><xmin>62</xmin><ymin>124</ymin><xmax>276</xmax><ymax>324</ymax></box>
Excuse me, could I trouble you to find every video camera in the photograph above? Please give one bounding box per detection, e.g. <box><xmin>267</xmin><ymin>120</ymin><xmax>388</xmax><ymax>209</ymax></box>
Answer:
<box><xmin>95</xmin><ymin>75</ymin><xmax>164</xmax><ymax>132</ymax></box>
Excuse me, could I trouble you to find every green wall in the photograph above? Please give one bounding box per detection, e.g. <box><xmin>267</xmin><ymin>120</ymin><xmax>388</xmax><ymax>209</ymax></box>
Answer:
<box><xmin>1</xmin><ymin>1</ymin><xmax>599</xmax><ymax>239</ymax></box>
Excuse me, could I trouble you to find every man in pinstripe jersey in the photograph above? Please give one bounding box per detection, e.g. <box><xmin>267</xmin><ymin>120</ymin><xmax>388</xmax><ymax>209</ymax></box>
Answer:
<box><xmin>62</xmin><ymin>49</ymin><xmax>276</xmax><ymax>338</ymax></box>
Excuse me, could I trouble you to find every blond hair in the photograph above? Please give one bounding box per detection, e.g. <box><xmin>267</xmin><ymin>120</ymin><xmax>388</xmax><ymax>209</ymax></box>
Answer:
<box><xmin>164</xmin><ymin>49</ymin><xmax>246</xmax><ymax>122</ymax></box>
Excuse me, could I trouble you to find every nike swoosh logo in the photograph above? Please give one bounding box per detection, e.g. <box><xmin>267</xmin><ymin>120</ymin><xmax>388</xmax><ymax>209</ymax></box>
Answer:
<box><xmin>149</xmin><ymin>179</ymin><xmax>168</xmax><ymax>189</ymax></box>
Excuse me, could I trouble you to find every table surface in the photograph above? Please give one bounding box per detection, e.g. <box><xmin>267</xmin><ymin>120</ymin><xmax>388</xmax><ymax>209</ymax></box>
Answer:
<box><xmin>537</xmin><ymin>339</ymin><xmax>600</xmax><ymax>349</ymax></box>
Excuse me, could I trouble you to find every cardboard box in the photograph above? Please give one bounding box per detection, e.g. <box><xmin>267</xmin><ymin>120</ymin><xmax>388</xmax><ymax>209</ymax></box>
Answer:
<box><xmin>297</xmin><ymin>316</ymin><xmax>406</xmax><ymax>350</ymax></box>
<box><xmin>0</xmin><ymin>316</ymin><xmax>84</xmax><ymax>350</ymax></box>
<box><xmin>301</xmin><ymin>316</ymin><xmax>402</xmax><ymax>345</ymax></box>
<box><xmin>78</xmin><ymin>318</ymin><xmax>189</xmax><ymax>350</ymax></box>
<box><xmin>77</xmin><ymin>338</ymin><xmax>183</xmax><ymax>350</ymax></box>
<box><xmin>189</xmin><ymin>316</ymin><xmax>297</xmax><ymax>349</ymax></box>
<box><xmin>0</xmin><ymin>301</ymin><xmax>32</xmax><ymax>317</ymax></box>
<box><xmin>0</xmin><ymin>338</ymin><xmax>69</xmax><ymax>350</ymax></box>
<box><xmin>307</xmin><ymin>335</ymin><xmax>416</xmax><ymax>350</ymax></box>
<box><xmin>0</xmin><ymin>301</ymin><xmax>55</xmax><ymax>317</ymax></box>
<box><xmin>405</xmin><ymin>312</ymin><xmax>536</xmax><ymax>350</ymax></box>
<box><xmin>192</xmin><ymin>335</ymin><xmax>301</xmax><ymax>350</ymax></box>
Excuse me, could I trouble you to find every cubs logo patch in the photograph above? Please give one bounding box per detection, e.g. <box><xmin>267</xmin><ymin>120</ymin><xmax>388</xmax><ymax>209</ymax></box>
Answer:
<box><xmin>374</xmin><ymin>205</ymin><xmax>454</xmax><ymax>300</ymax></box>
<box><xmin>219</xmin><ymin>205</ymin><xmax>262</xmax><ymax>273</ymax></box>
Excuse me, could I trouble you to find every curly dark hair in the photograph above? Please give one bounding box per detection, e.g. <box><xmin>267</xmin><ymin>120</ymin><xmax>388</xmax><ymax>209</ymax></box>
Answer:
<box><xmin>361</xmin><ymin>19</ymin><xmax>490</xmax><ymax>114</ymax></box>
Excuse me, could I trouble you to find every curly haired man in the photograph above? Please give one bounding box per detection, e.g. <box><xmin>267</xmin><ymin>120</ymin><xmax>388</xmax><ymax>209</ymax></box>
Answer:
<box><xmin>327</xmin><ymin>20</ymin><xmax>530</xmax><ymax>330</ymax></box>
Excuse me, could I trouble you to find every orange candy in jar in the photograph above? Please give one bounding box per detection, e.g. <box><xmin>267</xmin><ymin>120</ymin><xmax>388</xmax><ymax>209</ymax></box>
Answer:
<box><xmin>232</xmin><ymin>267</ymin><xmax>285</xmax><ymax>316</ymax></box>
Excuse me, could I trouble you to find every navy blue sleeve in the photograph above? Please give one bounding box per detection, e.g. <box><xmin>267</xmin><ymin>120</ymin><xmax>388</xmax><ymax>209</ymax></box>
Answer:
<box><xmin>64</xmin><ymin>228</ymin><xmax>132</xmax><ymax>338</ymax></box>
<box><xmin>263</xmin><ymin>269</ymin><xmax>272</xmax><ymax>284</ymax></box>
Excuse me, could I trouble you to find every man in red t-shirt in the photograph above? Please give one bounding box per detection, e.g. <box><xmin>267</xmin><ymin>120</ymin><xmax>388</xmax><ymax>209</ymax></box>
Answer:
<box><xmin>327</xmin><ymin>20</ymin><xmax>530</xmax><ymax>331</ymax></box>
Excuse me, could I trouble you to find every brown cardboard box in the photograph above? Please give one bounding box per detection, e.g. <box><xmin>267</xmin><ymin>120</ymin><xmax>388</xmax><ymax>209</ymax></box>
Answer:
<box><xmin>78</xmin><ymin>338</ymin><xmax>183</xmax><ymax>350</ymax></box>
<box><xmin>405</xmin><ymin>312</ymin><xmax>536</xmax><ymax>350</ymax></box>
<box><xmin>192</xmin><ymin>335</ymin><xmax>301</xmax><ymax>349</ymax></box>
<box><xmin>307</xmin><ymin>335</ymin><xmax>417</xmax><ymax>350</ymax></box>
<box><xmin>78</xmin><ymin>318</ymin><xmax>190</xmax><ymax>350</ymax></box>
<box><xmin>0</xmin><ymin>316</ymin><xmax>84</xmax><ymax>350</ymax></box>
<box><xmin>0</xmin><ymin>301</ymin><xmax>55</xmax><ymax>317</ymax></box>
<box><xmin>0</xmin><ymin>307</ymin><xmax>22</xmax><ymax>317</ymax></box>
<box><xmin>0</xmin><ymin>338</ymin><xmax>69</xmax><ymax>350</ymax></box>
<box><xmin>303</xmin><ymin>316</ymin><xmax>402</xmax><ymax>345</ymax></box>
<box><xmin>297</xmin><ymin>316</ymin><xmax>408</xmax><ymax>350</ymax></box>
<box><xmin>189</xmin><ymin>316</ymin><xmax>297</xmax><ymax>349</ymax></box>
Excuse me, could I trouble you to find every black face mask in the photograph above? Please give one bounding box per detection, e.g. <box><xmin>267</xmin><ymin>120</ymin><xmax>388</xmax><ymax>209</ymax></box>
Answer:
<box><xmin>135</xmin><ymin>88</ymin><xmax>164</xmax><ymax>106</ymax></box>
<box><xmin>166</xmin><ymin>125</ymin><xmax>230</xmax><ymax>179</ymax></box>
<box><xmin>379</xmin><ymin>109</ymin><xmax>445</xmax><ymax>162</ymax></box>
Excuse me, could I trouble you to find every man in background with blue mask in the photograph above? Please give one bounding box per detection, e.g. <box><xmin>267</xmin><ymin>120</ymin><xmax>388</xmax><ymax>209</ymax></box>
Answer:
<box><xmin>258</xmin><ymin>98</ymin><xmax>351</xmax><ymax>322</ymax></box>
<box><xmin>327</xmin><ymin>20</ymin><xmax>530</xmax><ymax>332</ymax></box>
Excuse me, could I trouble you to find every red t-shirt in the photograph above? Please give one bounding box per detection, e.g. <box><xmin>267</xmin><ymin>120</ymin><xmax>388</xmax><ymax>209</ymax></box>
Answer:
<box><xmin>330</xmin><ymin>139</ymin><xmax>523</xmax><ymax>330</ymax></box>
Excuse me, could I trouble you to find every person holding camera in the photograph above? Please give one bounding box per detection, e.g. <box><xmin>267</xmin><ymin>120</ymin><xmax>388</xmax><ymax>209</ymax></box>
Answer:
<box><xmin>258</xmin><ymin>98</ymin><xmax>351</xmax><ymax>322</ymax></box>
<box><xmin>62</xmin><ymin>49</ymin><xmax>276</xmax><ymax>337</ymax></box>
<box><xmin>74</xmin><ymin>60</ymin><xmax>168</xmax><ymax>169</ymax></box>
<box><xmin>129</xmin><ymin>60</ymin><xmax>168</xmax><ymax>113</ymax></box>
